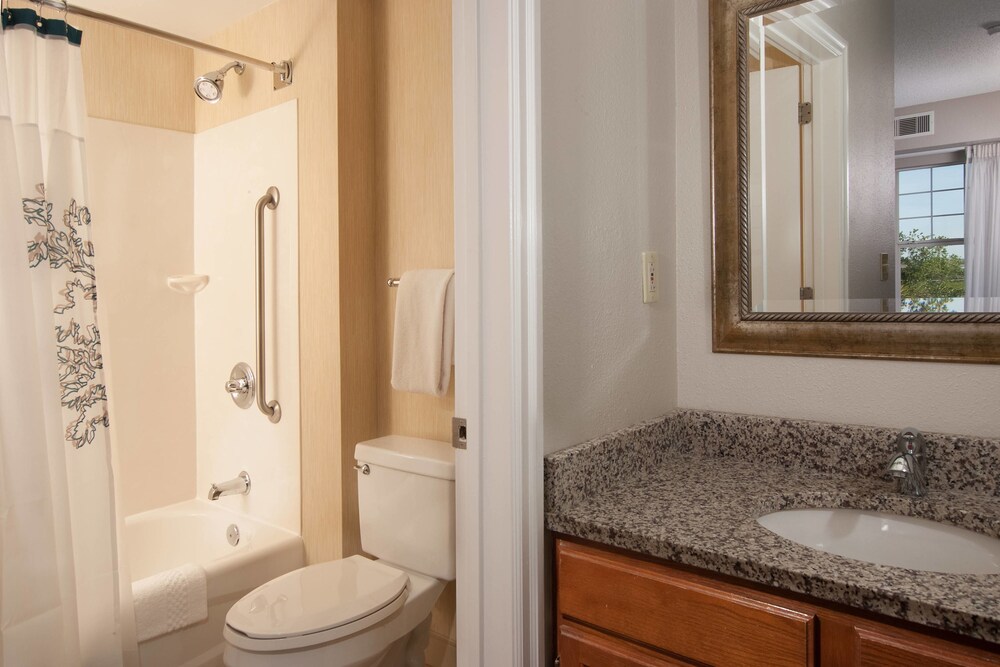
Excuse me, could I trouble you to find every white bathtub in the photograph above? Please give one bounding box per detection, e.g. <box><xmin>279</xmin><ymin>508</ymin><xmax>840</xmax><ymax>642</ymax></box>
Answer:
<box><xmin>125</xmin><ymin>499</ymin><xmax>304</xmax><ymax>667</ymax></box>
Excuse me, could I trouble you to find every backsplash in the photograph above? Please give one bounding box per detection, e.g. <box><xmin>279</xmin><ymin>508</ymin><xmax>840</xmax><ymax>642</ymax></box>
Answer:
<box><xmin>544</xmin><ymin>415</ymin><xmax>675</xmax><ymax>511</ymax></box>
<box><xmin>545</xmin><ymin>409</ymin><xmax>1000</xmax><ymax>511</ymax></box>
<box><xmin>674</xmin><ymin>410</ymin><xmax>1000</xmax><ymax>498</ymax></box>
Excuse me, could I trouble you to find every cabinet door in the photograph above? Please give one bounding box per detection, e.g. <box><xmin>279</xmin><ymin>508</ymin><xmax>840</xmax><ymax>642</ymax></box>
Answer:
<box><xmin>855</xmin><ymin>627</ymin><xmax>1000</xmax><ymax>667</ymax></box>
<box><xmin>557</xmin><ymin>539</ymin><xmax>816</xmax><ymax>666</ymax></box>
<box><xmin>559</xmin><ymin>622</ymin><xmax>692</xmax><ymax>667</ymax></box>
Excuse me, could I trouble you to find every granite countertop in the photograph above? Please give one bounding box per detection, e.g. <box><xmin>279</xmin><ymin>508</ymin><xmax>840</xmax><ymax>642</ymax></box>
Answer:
<box><xmin>545</xmin><ymin>410</ymin><xmax>1000</xmax><ymax>644</ymax></box>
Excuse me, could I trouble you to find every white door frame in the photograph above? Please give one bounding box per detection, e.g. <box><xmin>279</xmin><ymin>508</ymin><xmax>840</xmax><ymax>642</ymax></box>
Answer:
<box><xmin>453</xmin><ymin>0</ymin><xmax>544</xmax><ymax>664</ymax></box>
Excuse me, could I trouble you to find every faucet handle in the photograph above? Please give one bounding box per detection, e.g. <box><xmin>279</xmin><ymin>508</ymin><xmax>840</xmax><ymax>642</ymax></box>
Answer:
<box><xmin>227</xmin><ymin>362</ymin><xmax>255</xmax><ymax>410</ymax></box>
<box><xmin>897</xmin><ymin>427</ymin><xmax>926</xmax><ymax>455</ymax></box>
<box><xmin>226</xmin><ymin>378</ymin><xmax>248</xmax><ymax>393</ymax></box>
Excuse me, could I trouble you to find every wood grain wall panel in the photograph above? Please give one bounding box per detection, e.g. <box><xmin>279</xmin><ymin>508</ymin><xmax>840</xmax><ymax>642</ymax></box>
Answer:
<box><xmin>337</xmin><ymin>0</ymin><xmax>377</xmax><ymax>560</ymax></box>
<box><xmin>372</xmin><ymin>0</ymin><xmax>455</xmax><ymax>444</ymax></box>
<box><xmin>80</xmin><ymin>17</ymin><xmax>194</xmax><ymax>132</ymax></box>
<box><xmin>194</xmin><ymin>0</ymin><xmax>343</xmax><ymax>564</ymax></box>
<box><xmin>7</xmin><ymin>0</ymin><xmax>194</xmax><ymax>133</ymax></box>
<box><xmin>371</xmin><ymin>0</ymin><xmax>456</xmax><ymax>654</ymax></box>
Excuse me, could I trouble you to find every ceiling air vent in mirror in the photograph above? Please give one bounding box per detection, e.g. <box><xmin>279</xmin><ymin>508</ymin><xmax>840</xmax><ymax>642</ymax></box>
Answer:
<box><xmin>895</xmin><ymin>112</ymin><xmax>934</xmax><ymax>139</ymax></box>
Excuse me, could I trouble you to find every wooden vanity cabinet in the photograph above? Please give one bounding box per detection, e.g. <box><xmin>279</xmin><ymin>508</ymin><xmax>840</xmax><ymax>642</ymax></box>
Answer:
<box><xmin>559</xmin><ymin>622</ymin><xmax>691</xmax><ymax>667</ymax></box>
<box><xmin>555</xmin><ymin>538</ymin><xmax>1000</xmax><ymax>667</ymax></box>
<box><xmin>851</xmin><ymin>626</ymin><xmax>1000</xmax><ymax>667</ymax></box>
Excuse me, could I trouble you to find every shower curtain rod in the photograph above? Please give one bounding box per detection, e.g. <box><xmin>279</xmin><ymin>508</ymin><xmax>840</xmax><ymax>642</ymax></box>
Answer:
<box><xmin>31</xmin><ymin>0</ymin><xmax>292</xmax><ymax>88</ymax></box>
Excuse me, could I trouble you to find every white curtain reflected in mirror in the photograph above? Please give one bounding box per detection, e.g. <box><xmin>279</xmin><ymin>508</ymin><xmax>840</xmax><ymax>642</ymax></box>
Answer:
<box><xmin>966</xmin><ymin>143</ymin><xmax>1000</xmax><ymax>311</ymax></box>
<box><xmin>747</xmin><ymin>0</ymin><xmax>1000</xmax><ymax>314</ymax></box>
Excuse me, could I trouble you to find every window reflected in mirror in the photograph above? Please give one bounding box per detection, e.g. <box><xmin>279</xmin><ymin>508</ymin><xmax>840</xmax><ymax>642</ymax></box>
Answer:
<box><xmin>898</xmin><ymin>163</ymin><xmax>965</xmax><ymax>313</ymax></box>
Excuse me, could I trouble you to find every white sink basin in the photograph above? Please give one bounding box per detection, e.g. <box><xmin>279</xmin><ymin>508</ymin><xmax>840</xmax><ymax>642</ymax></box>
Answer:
<box><xmin>757</xmin><ymin>508</ymin><xmax>1000</xmax><ymax>575</ymax></box>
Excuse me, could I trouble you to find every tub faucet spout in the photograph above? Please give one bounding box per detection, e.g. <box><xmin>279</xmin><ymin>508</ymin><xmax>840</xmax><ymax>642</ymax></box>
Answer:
<box><xmin>208</xmin><ymin>471</ymin><xmax>251</xmax><ymax>500</ymax></box>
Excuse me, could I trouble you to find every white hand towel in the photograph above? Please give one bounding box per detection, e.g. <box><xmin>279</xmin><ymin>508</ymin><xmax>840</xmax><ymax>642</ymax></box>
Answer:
<box><xmin>391</xmin><ymin>269</ymin><xmax>455</xmax><ymax>397</ymax></box>
<box><xmin>132</xmin><ymin>563</ymin><xmax>208</xmax><ymax>643</ymax></box>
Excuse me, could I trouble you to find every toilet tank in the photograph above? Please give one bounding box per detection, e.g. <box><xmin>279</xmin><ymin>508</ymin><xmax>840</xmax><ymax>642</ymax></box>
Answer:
<box><xmin>355</xmin><ymin>436</ymin><xmax>455</xmax><ymax>580</ymax></box>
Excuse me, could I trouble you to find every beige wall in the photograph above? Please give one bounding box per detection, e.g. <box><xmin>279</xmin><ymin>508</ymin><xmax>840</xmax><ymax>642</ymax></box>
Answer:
<box><xmin>194</xmin><ymin>0</ymin><xmax>344</xmax><ymax>564</ymax></box>
<box><xmin>372</xmin><ymin>0</ymin><xmax>456</xmax><ymax>448</ymax></box>
<box><xmin>77</xmin><ymin>14</ymin><xmax>194</xmax><ymax>132</ymax></box>
<box><xmin>338</xmin><ymin>0</ymin><xmax>378</xmax><ymax>562</ymax></box>
<box><xmin>337</xmin><ymin>0</ymin><xmax>459</xmax><ymax>560</ymax></box>
<box><xmin>334</xmin><ymin>0</ymin><xmax>458</xmax><ymax>553</ymax></box>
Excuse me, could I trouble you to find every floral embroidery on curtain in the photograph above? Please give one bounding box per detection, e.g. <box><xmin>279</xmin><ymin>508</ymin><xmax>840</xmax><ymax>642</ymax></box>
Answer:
<box><xmin>23</xmin><ymin>184</ymin><xmax>108</xmax><ymax>448</ymax></box>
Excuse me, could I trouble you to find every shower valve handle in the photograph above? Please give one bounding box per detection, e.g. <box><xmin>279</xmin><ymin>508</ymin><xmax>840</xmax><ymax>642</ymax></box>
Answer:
<box><xmin>225</xmin><ymin>378</ymin><xmax>248</xmax><ymax>393</ymax></box>
<box><xmin>226</xmin><ymin>362</ymin><xmax>255</xmax><ymax>410</ymax></box>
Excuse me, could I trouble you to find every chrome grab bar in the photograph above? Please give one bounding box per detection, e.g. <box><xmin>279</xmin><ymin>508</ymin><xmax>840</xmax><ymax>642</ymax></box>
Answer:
<box><xmin>255</xmin><ymin>186</ymin><xmax>281</xmax><ymax>423</ymax></box>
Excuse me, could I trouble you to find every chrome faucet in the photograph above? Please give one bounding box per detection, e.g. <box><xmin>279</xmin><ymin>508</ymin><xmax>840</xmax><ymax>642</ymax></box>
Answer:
<box><xmin>208</xmin><ymin>471</ymin><xmax>251</xmax><ymax>500</ymax></box>
<box><xmin>884</xmin><ymin>428</ymin><xmax>927</xmax><ymax>497</ymax></box>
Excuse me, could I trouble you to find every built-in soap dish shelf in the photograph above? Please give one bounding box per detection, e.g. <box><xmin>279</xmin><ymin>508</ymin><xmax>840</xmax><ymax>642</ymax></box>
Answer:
<box><xmin>166</xmin><ymin>274</ymin><xmax>210</xmax><ymax>294</ymax></box>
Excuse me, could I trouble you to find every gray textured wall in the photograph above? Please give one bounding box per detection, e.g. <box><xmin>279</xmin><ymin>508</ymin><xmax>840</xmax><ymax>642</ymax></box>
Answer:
<box><xmin>824</xmin><ymin>0</ymin><xmax>897</xmax><ymax>307</ymax></box>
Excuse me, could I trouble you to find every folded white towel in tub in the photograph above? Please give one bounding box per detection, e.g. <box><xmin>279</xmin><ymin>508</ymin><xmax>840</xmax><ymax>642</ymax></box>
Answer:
<box><xmin>133</xmin><ymin>563</ymin><xmax>208</xmax><ymax>642</ymax></box>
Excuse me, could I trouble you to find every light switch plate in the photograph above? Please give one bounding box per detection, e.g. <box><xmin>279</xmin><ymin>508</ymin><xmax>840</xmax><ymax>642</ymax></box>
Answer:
<box><xmin>642</xmin><ymin>251</ymin><xmax>659</xmax><ymax>303</ymax></box>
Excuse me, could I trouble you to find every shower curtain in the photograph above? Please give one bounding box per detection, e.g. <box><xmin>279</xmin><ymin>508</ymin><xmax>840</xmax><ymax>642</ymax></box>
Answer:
<box><xmin>966</xmin><ymin>142</ymin><xmax>1000</xmax><ymax>312</ymax></box>
<box><xmin>0</xmin><ymin>8</ymin><xmax>124</xmax><ymax>665</ymax></box>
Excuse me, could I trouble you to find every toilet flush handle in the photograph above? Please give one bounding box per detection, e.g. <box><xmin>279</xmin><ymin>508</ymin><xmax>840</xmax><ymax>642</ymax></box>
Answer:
<box><xmin>354</xmin><ymin>463</ymin><xmax>370</xmax><ymax>475</ymax></box>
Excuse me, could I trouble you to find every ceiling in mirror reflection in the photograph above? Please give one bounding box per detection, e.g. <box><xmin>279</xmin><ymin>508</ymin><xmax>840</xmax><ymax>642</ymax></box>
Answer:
<box><xmin>894</xmin><ymin>0</ymin><xmax>1000</xmax><ymax>107</ymax></box>
<box><xmin>746</xmin><ymin>0</ymin><xmax>1000</xmax><ymax>315</ymax></box>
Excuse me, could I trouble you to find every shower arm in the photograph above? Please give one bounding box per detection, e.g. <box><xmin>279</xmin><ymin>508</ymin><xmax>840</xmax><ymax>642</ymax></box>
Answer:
<box><xmin>31</xmin><ymin>0</ymin><xmax>292</xmax><ymax>89</ymax></box>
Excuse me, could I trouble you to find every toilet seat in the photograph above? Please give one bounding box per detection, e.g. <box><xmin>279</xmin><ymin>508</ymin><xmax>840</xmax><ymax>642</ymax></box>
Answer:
<box><xmin>224</xmin><ymin>556</ymin><xmax>409</xmax><ymax>652</ymax></box>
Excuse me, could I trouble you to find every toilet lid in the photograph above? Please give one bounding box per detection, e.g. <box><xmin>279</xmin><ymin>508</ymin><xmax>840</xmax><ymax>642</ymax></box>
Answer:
<box><xmin>225</xmin><ymin>556</ymin><xmax>408</xmax><ymax>640</ymax></box>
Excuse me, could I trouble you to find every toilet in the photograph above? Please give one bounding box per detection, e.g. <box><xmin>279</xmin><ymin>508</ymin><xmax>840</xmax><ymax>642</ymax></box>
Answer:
<box><xmin>222</xmin><ymin>436</ymin><xmax>455</xmax><ymax>667</ymax></box>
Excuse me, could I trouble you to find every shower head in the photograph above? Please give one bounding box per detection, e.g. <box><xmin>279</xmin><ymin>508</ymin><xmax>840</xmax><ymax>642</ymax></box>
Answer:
<box><xmin>194</xmin><ymin>61</ymin><xmax>245</xmax><ymax>103</ymax></box>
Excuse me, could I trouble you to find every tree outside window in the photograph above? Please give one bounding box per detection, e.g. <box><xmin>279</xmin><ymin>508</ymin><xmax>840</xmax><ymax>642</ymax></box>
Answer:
<box><xmin>897</xmin><ymin>163</ymin><xmax>966</xmax><ymax>312</ymax></box>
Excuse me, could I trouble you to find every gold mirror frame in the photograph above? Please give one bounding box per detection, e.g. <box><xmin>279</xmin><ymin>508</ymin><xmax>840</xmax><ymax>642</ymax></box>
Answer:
<box><xmin>710</xmin><ymin>0</ymin><xmax>1000</xmax><ymax>364</ymax></box>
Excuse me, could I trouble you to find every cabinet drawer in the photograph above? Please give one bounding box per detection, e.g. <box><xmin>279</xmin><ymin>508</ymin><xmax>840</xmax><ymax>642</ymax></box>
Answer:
<box><xmin>559</xmin><ymin>621</ymin><xmax>692</xmax><ymax>667</ymax></box>
<box><xmin>855</xmin><ymin>627</ymin><xmax>1000</xmax><ymax>667</ymax></box>
<box><xmin>557</xmin><ymin>540</ymin><xmax>816</xmax><ymax>667</ymax></box>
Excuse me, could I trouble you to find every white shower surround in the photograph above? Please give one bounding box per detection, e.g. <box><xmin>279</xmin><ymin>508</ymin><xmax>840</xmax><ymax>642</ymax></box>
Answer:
<box><xmin>89</xmin><ymin>101</ymin><xmax>302</xmax><ymax>666</ymax></box>
<box><xmin>89</xmin><ymin>118</ymin><xmax>197</xmax><ymax>516</ymax></box>
<box><xmin>194</xmin><ymin>100</ymin><xmax>301</xmax><ymax>534</ymax></box>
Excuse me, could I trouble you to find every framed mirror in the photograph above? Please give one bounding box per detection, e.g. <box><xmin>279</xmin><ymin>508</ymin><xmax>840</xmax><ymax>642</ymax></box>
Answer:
<box><xmin>710</xmin><ymin>0</ymin><xmax>1000</xmax><ymax>362</ymax></box>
